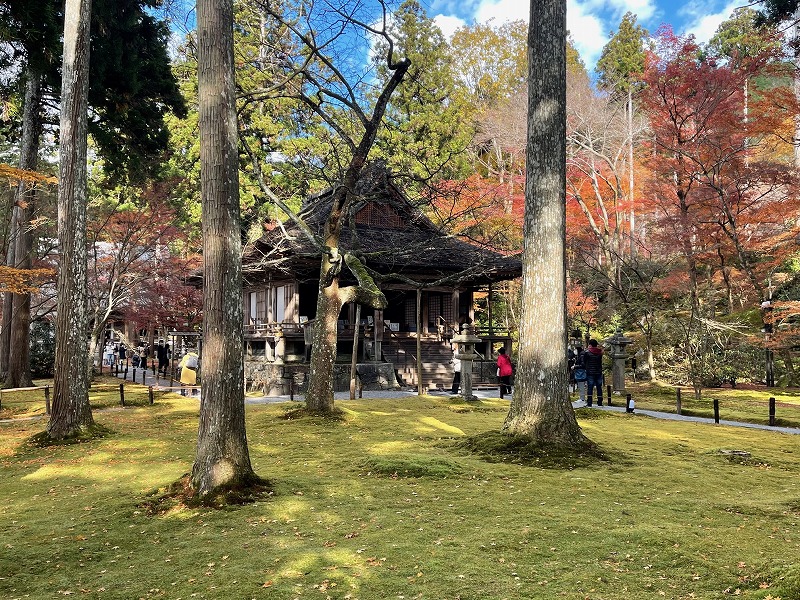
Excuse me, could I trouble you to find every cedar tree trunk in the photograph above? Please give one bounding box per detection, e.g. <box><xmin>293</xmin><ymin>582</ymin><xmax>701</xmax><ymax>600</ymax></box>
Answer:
<box><xmin>47</xmin><ymin>0</ymin><xmax>95</xmax><ymax>439</ymax></box>
<box><xmin>7</xmin><ymin>72</ymin><xmax>43</xmax><ymax>389</ymax></box>
<box><xmin>191</xmin><ymin>0</ymin><xmax>258</xmax><ymax>497</ymax></box>
<box><xmin>503</xmin><ymin>0</ymin><xmax>588</xmax><ymax>446</ymax></box>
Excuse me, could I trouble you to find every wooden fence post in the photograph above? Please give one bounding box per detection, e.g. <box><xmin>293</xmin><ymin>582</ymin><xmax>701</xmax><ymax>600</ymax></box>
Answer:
<box><xmin>606</xmin><ymin>384</ymin><xmax>612</xmax><ymax>405</ymax></box>
<box><xmin>119</xmin><ymin>383</ymin><xmax>125</xmax><ymax>407</ymax></box>
<box><xmin>148</xmin><ymin>386</ymin><xmax>154</xmax><ymax>405</ymax></box>
<box><xmin>769</xmin><ymin>397</ymin><xmax>776</xmax><ymax>426</ymax></box>
<box><xmin>676</xmin><ymin>388</ymin><xmax>682</xmax><ymax>415</ymax></box>
<box><xmin>713</xmin><ymin>398</ymin><xmax>719</xmax><ymax>424</ymax></box>
<box><xmin>45</xmin><ymin>385</ymin><xmax>51</xmax><ymax>414</ymax></box>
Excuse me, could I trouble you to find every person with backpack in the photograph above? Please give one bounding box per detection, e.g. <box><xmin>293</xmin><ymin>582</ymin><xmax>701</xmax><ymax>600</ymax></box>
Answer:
<box><xmin>582</xmin><ymin>339</ymin><xmax>604</xmax><ymax>406</ymax></box>
<box><xmin>571</xmin><ymin>345</ymin><xmax>587</xmax><ymax>404</ymax></box>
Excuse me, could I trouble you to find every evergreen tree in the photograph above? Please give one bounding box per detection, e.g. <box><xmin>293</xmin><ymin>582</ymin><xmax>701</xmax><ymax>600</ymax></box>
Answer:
<box><xmin>596</xmin><ymin>12</ymin><xmax>648</xmax><ymax>95</ymax></box>
<box><xmin>373</xmin><ymin>0</ymin><xmax>471</xmax><ymax>187</ymax></box>
<box><xmin>191</xmin><ymin>0</ymin><xmax>262</xmax><ymax>500</ymax></box>
<box><xmin>46</xmin><ymin>0</ymin><xmax>94</xmax><ymax>441</ymax></box>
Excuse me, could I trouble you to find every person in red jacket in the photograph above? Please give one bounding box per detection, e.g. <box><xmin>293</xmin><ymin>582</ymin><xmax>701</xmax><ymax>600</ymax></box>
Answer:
<box><xmin>497</xmin><ymin>347</ymin><xmax>513</xmax><ymax>399</ymax></box>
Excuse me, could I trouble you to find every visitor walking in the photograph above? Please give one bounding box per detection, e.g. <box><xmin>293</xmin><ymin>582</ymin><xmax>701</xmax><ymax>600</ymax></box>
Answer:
<box><xmin>139</xmin><ymin>344</ymin><xmax>149</xmax><ymax>371</ymax></box>
<box><xmin>582</xmin><ymin>339</ymin><xmax>604</xmax><ymax>406</ymax></box>
<box><xmin>497</xmin><ymin>347</ymin><xmax>513</xmax><ymax>399</ymax></box>
<box><xmin>450</xmin><ymin>345</ymin><xmax>461</xmax><ymax>395</ymax></box>
<box><xmin>156</xmin><ymin>340</ymin><xmax>171</xmax><ymax>377</ymax></box>
<box><xmin>178</xmin><ymin>351</ymin><xmax>199</xmax><ymax>396</ymax></box>
<box><xmin>572</xmin><ymin>345</ymin><xmax>587</xmax><ymax>404</ymax></box>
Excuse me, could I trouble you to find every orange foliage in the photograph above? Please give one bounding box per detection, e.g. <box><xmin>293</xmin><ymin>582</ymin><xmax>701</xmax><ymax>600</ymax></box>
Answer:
<box><xmin>566</xmin><ymin>282</ymin><xmax>598</xmax><ymax>325</ymax></box>
<box><xmin>764</xmin><ymin>301</ymin><xmax>800</xmax><ymax>350</ymax></box>
<box><xmin>430</xmin><ymin>175</ymin><xmax>523</xmax><ymax>253</ymax></box>
<box><xmin>0</xmin><ymin>163</ymin><xmax>57</xmax><ymax>185</ymax></box>
<box><xmin>0</xmin><ymin>266</ymin><xmax>55</xmax><ymax>294</ymax></box>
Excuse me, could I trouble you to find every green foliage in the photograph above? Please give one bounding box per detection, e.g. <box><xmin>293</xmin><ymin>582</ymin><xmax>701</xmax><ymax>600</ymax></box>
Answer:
<box><xmin>707</xmin><ymin>7</ymin><xmax>781</xmax><ymax>62</ymax></box>
<box><xmin>0</xmin><ymin>0</ymin><xmax>185</xmax><ymax>184</ymax></box>
<box><xmin>653</xmin><ymin>314</ymin><xmax>764</xmax><ymax>387</ymax></box>
<box><xmin>596</xmin><ymin>11</ymin><xmax>649</xmax><ymax>94</ymax></box>
<box><xmin>372</xmin><ymin>0</ymin><xmax>472</xmax><ymax>189</ymax></box>
<box><xmin>87</xmin><ymin>0</ymin><xmax>187</xmax><ymax>183</ymax></box>
<box><xmin>449</xmin><ymin>19</ymin><xmax>528</xmax><ymax>106</ymax></box>
<box><xmin>28</xmin><ymin>320</ymin><xmax>54</xmax><ymax>378</ymax></box>
<box><xmin>756</xmin><ymin>0</ymin><xmax>800</xmax><ymax>25</ymax></box>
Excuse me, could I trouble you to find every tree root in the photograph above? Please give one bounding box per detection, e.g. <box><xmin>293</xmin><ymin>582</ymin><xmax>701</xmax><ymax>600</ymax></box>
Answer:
<box><xmin>453</xmin><ymin>430</ymin><xmax>607</xmax><ymax>469</ymax></box>
<box><xmin>141</xmin><ymin>473</ymin><xmax>273</xmax><ymax>513</ymax></box>
<box><xmin>28</xmin><ymin>423</ymin><xmax>113</xmax><ymax>447</ymax></box>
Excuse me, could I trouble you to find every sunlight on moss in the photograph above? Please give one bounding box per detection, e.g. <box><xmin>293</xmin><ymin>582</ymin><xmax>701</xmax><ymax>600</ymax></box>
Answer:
<box><xmin>417</xmin><ymin>416</ymin><xmax>465</xmax><ymax>435</ymax></box>
<box><xmin>367</xmin><ymin>441</ymin><xmax>415</xmax><ymax>455</ymax></box>
<box><xmin>272</xmin><ymin>497</ymin><xmax>312</xmax><ymax>521</ymax></box>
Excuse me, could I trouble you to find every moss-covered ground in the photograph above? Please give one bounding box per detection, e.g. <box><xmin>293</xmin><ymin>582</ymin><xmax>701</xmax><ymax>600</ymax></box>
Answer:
<box><xmin>1</xmin><ymin>384</ymin><xmax>799</xmax><ymax>599</ymax></box>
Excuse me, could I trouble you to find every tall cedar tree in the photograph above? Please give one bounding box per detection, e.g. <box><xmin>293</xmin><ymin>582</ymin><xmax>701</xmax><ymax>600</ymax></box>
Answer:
<box><xmin>373</xmin><ymin>0</ymin><xmax>471</xmax><ymax>187</ymax></box>
<box><xmin>502</xmin><ymin>0</ymin><xmax>589</xmax><ymax>447</ymax></box>
<box><xmin>46</xmin><ymin>0</ymin><xmax>95</xmax><ymax>440</ymax></box>
<box><xmin>192</xmin><ymin>0</ymin><xmax>260</xmax><ymax>498</ymax></box>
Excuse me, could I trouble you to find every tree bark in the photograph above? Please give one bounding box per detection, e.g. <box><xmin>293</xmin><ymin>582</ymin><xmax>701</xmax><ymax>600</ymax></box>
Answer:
<box><xmin>627</xmin><ymin>87</ymin><xmax>636</xmax><ymax>257</ymax></box>
<box><xmin>191</xmin><ymin>0</ymin><xmax>258</xmax><ymax>497</ymax></box>
<box><xmin>503</xmin><ymin>0</ymin><xmax>588</xmax><ymax>446</ymax></box>
<box><xmin>6</xmin><ymin>72</ymin><xmax>42</xmax><ymax>388</ymax></box>
<box><xmin>307</xmin><ymin>258</ymin><xmax>345</xmax><ymax>412</ymax></box>
<box><xmin>46</xmin><ymin>0</ymin><xmax>95</xmax><ymax>439</ymax></box>
<box><xmin>1</xmin><ymin>221</ymin><xmax>17</xmax><ymax>379</ymax></box>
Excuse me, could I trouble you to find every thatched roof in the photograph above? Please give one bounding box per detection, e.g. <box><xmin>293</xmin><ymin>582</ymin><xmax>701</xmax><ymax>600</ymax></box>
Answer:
<box><xmin>243</xmin><ymin>163</ymin><xmax>522</xmax><ymax>287</ymax></box>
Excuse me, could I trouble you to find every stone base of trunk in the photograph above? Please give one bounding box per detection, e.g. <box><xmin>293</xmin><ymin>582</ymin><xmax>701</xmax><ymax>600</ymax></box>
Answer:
<box><xmin>244</xmin><ymin>361</ymin><xmax>400</xmax><ymax>397</ymax></box>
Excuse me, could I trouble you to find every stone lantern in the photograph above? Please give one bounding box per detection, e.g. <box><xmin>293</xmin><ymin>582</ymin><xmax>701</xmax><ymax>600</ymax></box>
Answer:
<box><xmin>452</xmin><ymin>324</ymin><xmax>481</xmax><ymax>401</ymax></box>
<box><xmin>605</xmin><ymin>327</ymin><xmax>633</xmax><ymax>392</ymax></box>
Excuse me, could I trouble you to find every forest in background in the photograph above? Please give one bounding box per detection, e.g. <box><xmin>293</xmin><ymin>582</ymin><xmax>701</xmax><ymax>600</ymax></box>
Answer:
<box><xmin>1</xmin><ymin>0</ymin><xmax>799</xmax><ymax>392</ymax></box>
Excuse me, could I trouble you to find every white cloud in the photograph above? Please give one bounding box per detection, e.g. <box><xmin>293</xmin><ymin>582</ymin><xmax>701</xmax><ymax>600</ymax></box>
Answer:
<box><xmin>680</xmin><ymin>1</ymin><xmax>742</xmax><ymax>44</ymax></box>
<box><xmin>474</xmin><ymin>0</ymin><xmax>528</xmax><ymax>24</ymax></box>
<box><xmin>605</xmin><ymin>0</ymin><xmax>657</xmax><ymax>22</ymax></box>
<box><xmin>567</xmin><ymin>1</ymin><xmax>608</xmax><ymax>70</ymax></box>
<box><xmin>434</xmin><ymin>14</ymin><xmax>466</xmax><ymax>39</ymax></box>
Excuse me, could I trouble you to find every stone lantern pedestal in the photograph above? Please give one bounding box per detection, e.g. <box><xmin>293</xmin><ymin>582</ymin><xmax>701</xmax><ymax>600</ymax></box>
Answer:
<box><xmin>452</xmin><ymin>324</ymin><xmax>481</xmax><ymax>401</ymax></box>
<box><xmin>605</xmin><ymin>327</ymin><xmax>633</xmax><ymax>392</ymax></box>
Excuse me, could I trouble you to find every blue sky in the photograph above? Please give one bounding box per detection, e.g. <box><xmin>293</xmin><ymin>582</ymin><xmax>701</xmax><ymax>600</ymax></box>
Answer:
<box><xmin>424</xmin><ymin>0</ymin><xmax>751</xmax><ymax>71</ymax></box>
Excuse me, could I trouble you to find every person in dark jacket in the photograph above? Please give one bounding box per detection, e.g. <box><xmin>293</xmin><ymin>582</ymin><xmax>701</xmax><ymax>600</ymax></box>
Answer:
<box><xmin>582</xmin><ymin>339</ymin><xmax>604</xmax><ymax>406</ymax></box>
<box><xmin>156</xmin><ymin>340</ymin><xmax>171</xmax><ymax>377</ymax></box>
